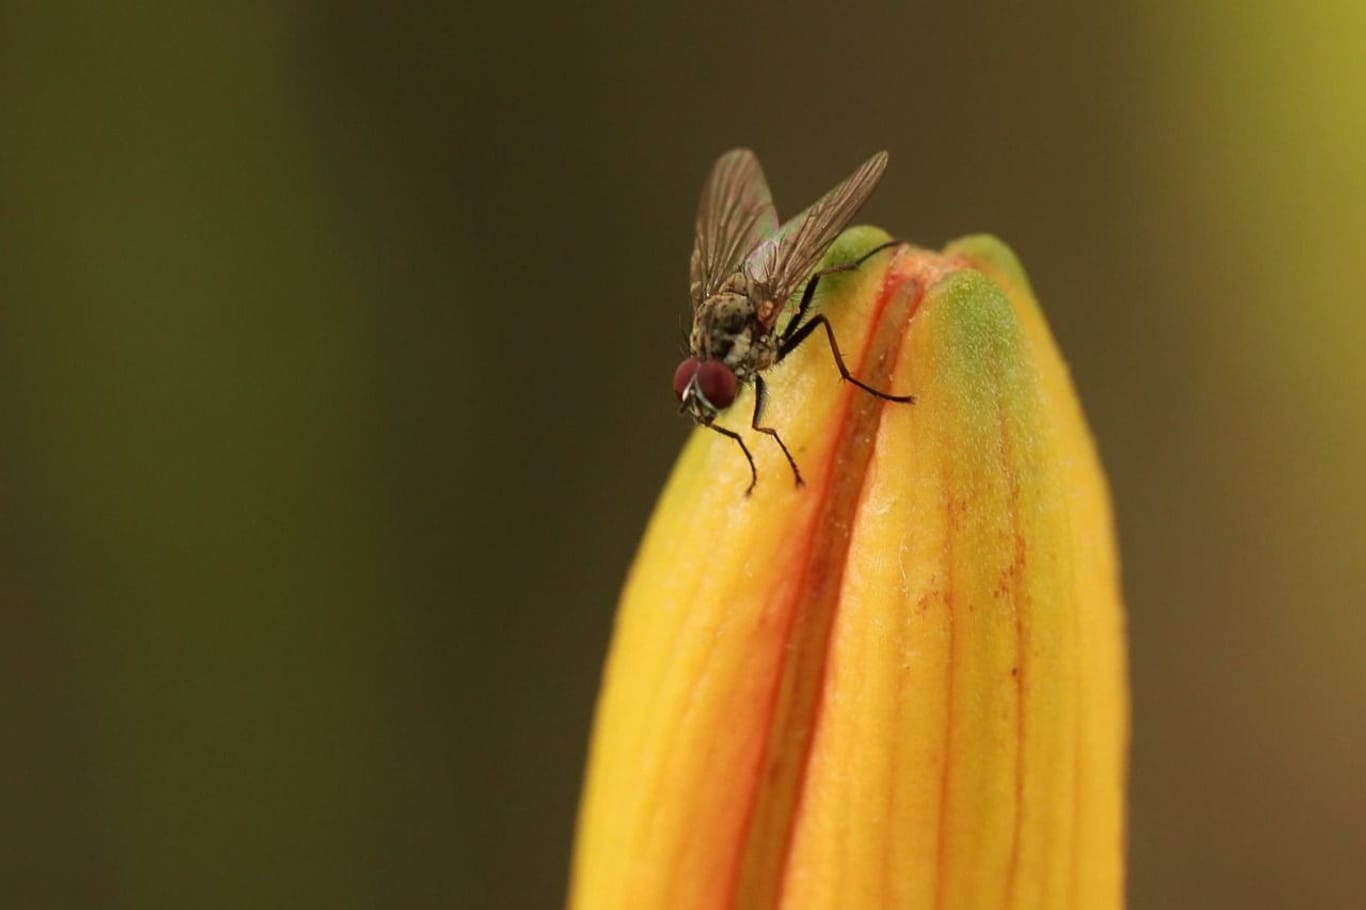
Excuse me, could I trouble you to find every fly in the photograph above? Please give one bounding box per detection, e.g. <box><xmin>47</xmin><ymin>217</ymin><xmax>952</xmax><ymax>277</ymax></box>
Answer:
<box><xmin>672</xmin><ymin>149</ymin><xmax>915</xmax><ymax>494</ymax></box>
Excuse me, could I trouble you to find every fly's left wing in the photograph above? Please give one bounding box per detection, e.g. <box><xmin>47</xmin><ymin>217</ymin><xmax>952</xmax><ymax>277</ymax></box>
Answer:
<box><xmin>743</xmin><ymin>151</ymin><xmax>888</xmax><ymax>324</ymax></box>
<box><xmin>689</xmin><ymin>149</ymin><xmax>780</xmax><ymax>307</ymax></box>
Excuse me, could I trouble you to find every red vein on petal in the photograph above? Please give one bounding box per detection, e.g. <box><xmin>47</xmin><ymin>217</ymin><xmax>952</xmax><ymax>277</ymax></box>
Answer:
<box><xmin>727</xmin><ymin>248</ymin><xmax>931</xmax><ymax>909</ymax></box>
<box><xmin>1068</xmin><ymin>615</ymin><xmax>1083</xmax><ymax>910</ymax></box>
<box><xmin>1001</xmin><ymin>418</ymin><xmax>1027</xmax><ymax>909</ymax></box>
<box><xmin>931</xmin><ymin>473</ymin><xmax>958</xmax><ymax>910</ymax></box>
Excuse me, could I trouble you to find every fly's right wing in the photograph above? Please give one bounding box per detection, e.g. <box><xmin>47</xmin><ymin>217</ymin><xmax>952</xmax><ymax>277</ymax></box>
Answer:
<box><xmin>743</xmin><ymin>151</ymin><xmax>889</xmax><ymax>322</ymax></box>
<box><xmin>689</xmin><ymin>149</ymin><xmax>780</xmax><ymax>306</ymax></box>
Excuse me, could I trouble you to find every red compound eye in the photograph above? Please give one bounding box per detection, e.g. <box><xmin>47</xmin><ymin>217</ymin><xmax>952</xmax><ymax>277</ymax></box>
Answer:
<box><xmin>695</xmin><ymin>360</ymin><xmax>738</xmax><ymax>409</ymax></box>
<box><xmin>672</xmin><ymin>357</ymin><xmax>699</xmax><ymax>401</ymax></box>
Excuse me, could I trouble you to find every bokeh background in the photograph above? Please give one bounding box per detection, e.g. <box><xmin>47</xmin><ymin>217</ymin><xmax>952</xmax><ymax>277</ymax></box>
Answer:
<box><xmin>3</xmin><ymin>2</ymin><xmax>1363</xmax><ymax>907</ymax></box>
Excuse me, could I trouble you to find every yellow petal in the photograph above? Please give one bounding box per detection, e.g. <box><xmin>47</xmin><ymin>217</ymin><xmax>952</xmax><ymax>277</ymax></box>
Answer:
<box><xmin>947</xmin><ymin>235</ymin><xmax>1129</xmax><ymax>909</ymax></box>
<box><xmin>570</xmin><ymin>230</ymin><xmax>1127</xmax><ymax>910</ymax></box>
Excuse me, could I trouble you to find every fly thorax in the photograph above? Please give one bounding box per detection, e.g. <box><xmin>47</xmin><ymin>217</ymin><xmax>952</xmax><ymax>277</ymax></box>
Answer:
<box><xmin>693</xmin><ymin>291</ymin><xmax>759</xmax><ymax>370</ymax></box>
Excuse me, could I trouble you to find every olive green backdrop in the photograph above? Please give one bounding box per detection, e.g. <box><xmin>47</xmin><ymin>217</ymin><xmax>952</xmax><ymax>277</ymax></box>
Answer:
<box><xmin>3</xmin><ymin>2</ymin><xmax>1363</xmax><ymax>908</ymax></box>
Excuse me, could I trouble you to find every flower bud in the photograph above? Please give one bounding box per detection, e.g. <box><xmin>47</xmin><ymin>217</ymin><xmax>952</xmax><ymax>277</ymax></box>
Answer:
<box><xmin>571</xmin><ymin>229</ymin><xmax>1128</xmax><ymax>909</ymax></box>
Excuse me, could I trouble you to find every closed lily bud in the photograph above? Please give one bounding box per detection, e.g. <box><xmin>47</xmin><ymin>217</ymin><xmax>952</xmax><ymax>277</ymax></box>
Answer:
<box><xmin>571</xmin><ymin>228</ymin><xmax>1128</xmax><ymax>909</ymax></box>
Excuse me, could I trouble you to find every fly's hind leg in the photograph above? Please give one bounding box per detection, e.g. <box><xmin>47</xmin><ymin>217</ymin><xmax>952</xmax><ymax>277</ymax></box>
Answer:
<box><xmin>779</xmin><ymin>315</ymin><xmax>916</xmax><ymax>403</ymax></box>
<box><xmin>784</xmin><ymin>238</ymin><xmax>902</xmax><ymax>334</ymax></box>
<box><xmin>778</xmin><ymin>239</ymin><xmax>915</xmax><ymax>404</ymax></box>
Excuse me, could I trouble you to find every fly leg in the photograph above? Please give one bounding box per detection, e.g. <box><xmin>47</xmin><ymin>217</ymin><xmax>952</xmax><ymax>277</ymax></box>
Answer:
<box><xmin>751</xmin><ymin>375</ymin><xmax>803</xmax><ymax>487</ymax></box>
<box><xmin>778</xmin><ymin>315</ymin><xmax>916</xmax><ymax>403</ymax></box>
<box><xmin>777</xmin><ymin>237</ymin><xmax>915</xmax><ymax>403</ymax></box>
<box><xmin>785</xmin><ymin>239</ymin><xmax>901</xmax><ymax>332</ymax></box>
<box><xmin>705</xmin><ymin>423</ymin><xmax>759</xmax><ymax>496</ymax></box>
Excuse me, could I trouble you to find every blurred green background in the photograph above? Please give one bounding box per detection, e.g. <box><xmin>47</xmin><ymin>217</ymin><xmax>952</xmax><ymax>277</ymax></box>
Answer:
<box><xmin>2</xmin><ymin>2</ymin><xmax>1363</xmax><ymax>907</ymax></box>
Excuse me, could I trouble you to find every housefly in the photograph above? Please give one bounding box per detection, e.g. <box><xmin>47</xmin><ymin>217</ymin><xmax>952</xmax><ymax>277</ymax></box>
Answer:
<box><xmin>672</xmin><ymin>149</ymin><xmax>915</xmax><ymax>494</ymax></box>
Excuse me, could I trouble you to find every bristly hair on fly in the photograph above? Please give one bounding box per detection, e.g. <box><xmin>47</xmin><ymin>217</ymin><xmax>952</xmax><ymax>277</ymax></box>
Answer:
<box><xmin>672</xmin><ymin>149</ymin><xmax>915</xmax><ymax>495</ymax></box>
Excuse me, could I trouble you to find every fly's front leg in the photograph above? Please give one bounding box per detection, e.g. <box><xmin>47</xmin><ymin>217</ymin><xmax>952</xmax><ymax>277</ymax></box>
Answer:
<box><xmin>751</xmin><ymin>375</ymin><xmax>803</xmax><ymax>487</ymax></box>
<box><xmin>706</xmin><ymin>423</ymin><xmax>759</xmax><ymax>496</ymax></box>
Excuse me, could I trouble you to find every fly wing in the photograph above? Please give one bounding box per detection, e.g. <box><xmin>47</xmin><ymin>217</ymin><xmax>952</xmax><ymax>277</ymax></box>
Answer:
<box><xmin>743</xmin><ymin>151</ymin><xmax>889</xmax><ymax>321</ymax></box>
<box><xmin>689</xmin><ymin>149</ymin><xmax>779</xmax><ymax>306</ymax></box>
